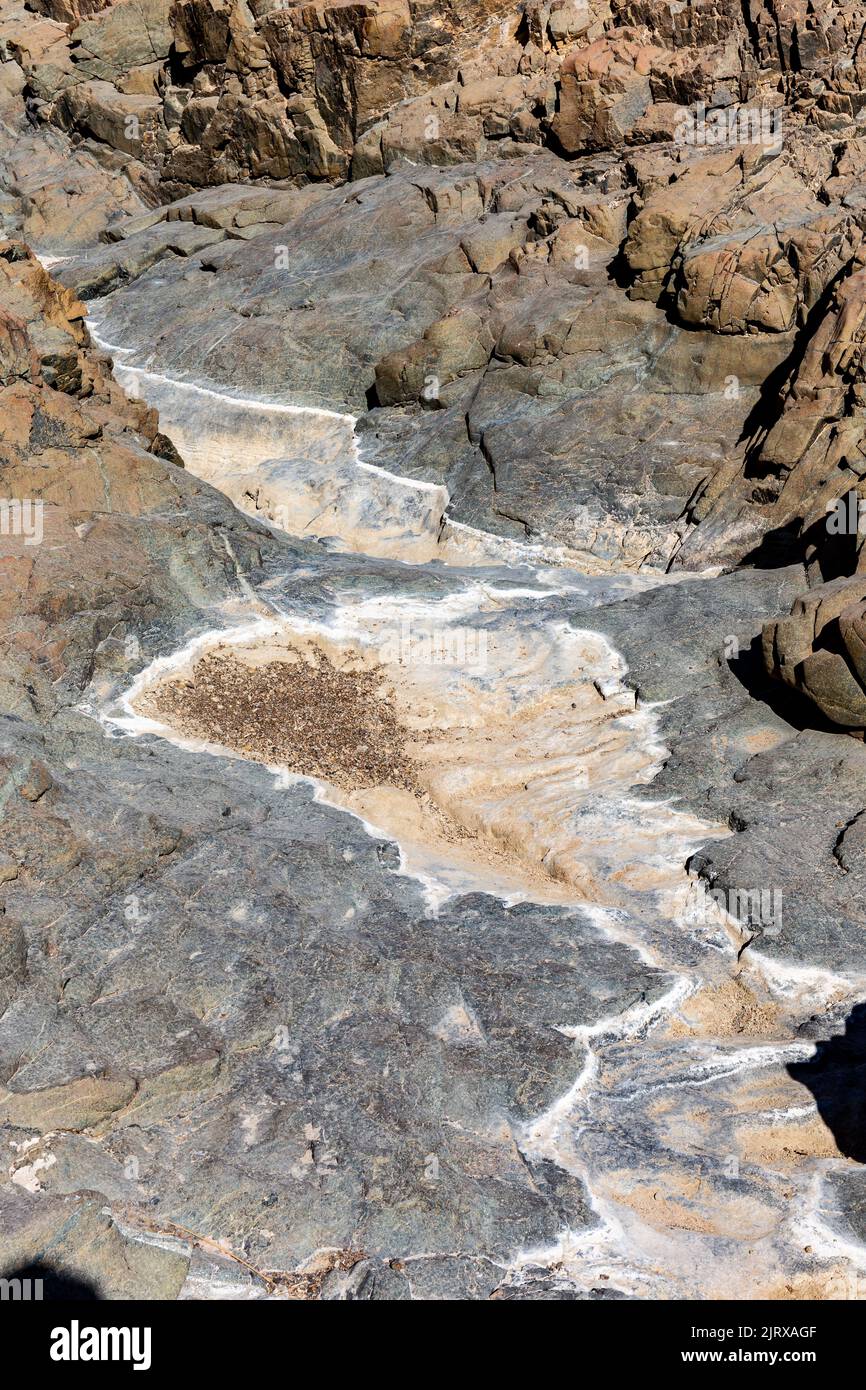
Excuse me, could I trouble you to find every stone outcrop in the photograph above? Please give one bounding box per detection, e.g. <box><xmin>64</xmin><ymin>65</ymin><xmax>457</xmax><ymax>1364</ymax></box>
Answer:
<box><xmin>0</xmin><ymin>239</ymin><xmax>265</xmax><ymax>726</ymax></box>
<box><xmin>3</xmin><ymin>0</ymin><xmax>852</xmax><ymax>201</ymax></box>
<box><xmin>763</xmin><ymin>577</ymin><xmax>866</xmax><ymax>730</ymax></box>
<box><xmin>7</xmin><ymin>0</ymin><xmax>866</xmax><ymax>1300</ymax></box>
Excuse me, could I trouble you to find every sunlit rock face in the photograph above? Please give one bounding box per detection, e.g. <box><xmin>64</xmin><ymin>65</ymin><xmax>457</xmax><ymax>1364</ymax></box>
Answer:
<box><xmin>4</xmin><ymin>0</ymin><xmax>866</xmax><ymax>1302</ymax></box>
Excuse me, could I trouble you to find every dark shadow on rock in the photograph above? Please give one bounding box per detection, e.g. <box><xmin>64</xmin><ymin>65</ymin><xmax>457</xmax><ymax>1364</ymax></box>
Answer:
<box><xmin>727</xmin><ymin>633</ymin><xmax>841</xmax><ymax>734</ymax></box>
<box><xmin>607</xmin><ymin>233</ymin><xmax>637</xmax><ymax>290</ymax></box>
<box><xmin>738</xmin><ymin>261</ymin><xmax>856</xmax><ymax>472</ymax></box>
<box><xmin>738</xmin><ymin>502</ymin><xmax>860</xmax><ymax>580</ymax></box>
<box><xmin>788</xmin><ymin>1002</ymin><xmax>866</xmax><ymax>1163</ymax></box>
<box><xmin>0</xmin><ymin>1262</ymin><xmax>100</xmax><ymax>1300</ymax></box>
<box><xmin>800</xmin><ymin>506</ymin><xmax>860</xmax><ymax>583</ymax></box>
<box><xmin>738</xmin><ymin>518</ymin><xmax>806</xmax><ymax>570</ymax></box>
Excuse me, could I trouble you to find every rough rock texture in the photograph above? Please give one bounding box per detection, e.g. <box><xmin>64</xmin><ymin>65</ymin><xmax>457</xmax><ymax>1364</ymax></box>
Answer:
<box><xmin>4</xmin><ymin>0</ymin><xmax>866</xmax><ymax>1300</ymax></box>
<box><xmin>0</xmin><ymin>0</ymin><xmax>850</xmax><ymax>203</ymax></box>
<box><xmin>16</xmin><ymin>0</ymin><xmax>866</xmax><ymax>586</ymax></box>
<box><xmin>55</xmin><ymin>157</ymin><xmax>791</xmax><ymax>567</ymax></box>
<box><xmin>763</xmin><ymin>576</ymin><xmax>866</xmax><ymax>730</ymax></box>
<box><xmin>0</xmin><ymin>232</ymin><xmax>665</xmax><ymax>1298</ymax></box>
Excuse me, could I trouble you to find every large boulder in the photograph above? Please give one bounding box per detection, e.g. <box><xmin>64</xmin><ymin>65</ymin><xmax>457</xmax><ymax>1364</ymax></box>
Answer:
<box><xmin>764</xmin><ymin>577</ymin><xmax>866</xmax><ymax>729</ymax></box>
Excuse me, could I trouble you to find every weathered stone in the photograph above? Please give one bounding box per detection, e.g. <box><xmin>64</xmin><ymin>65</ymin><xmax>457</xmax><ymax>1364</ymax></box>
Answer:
<box><xmin>5</xmin><ymin>0</ymin><xmax>866</xmax><ymax>1306</ymax></box>
<box><xmin>0</xmin><ymin>1076</ymin><xmax>137</xmax><ymax>1132</ymax></box>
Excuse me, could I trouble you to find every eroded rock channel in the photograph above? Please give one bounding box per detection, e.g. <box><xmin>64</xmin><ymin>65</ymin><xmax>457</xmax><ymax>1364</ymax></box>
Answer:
<box><xmin>3</xmin><ymin>0</ymin><xmax>866</xmax><ymax>1303</ymax></box>
<box><xmin>83</xmin><ymin>348</ymin><xmax>866</xmax><ymax>1300</ymax></box>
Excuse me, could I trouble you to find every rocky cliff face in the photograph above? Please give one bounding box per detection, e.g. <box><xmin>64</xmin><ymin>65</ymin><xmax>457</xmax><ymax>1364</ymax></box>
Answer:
<box><xmin>3</xmin><ymin>0</ymin><xmax>866</xmax><ymax>1300</ymax></box>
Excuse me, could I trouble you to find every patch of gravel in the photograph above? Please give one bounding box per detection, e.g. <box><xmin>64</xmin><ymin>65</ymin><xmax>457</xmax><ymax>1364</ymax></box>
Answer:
<box><xmin>142</xmin><ymin>649</ymin><xmax>418</xmax><ymax>792</ymax></box>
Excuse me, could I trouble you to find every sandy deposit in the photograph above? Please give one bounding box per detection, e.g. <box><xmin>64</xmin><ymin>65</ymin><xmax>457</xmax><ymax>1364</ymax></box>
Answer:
<box><xmin>132</xmin><ymin>601</ymin><xmax>707</xmax><ymax>910</ymax></box>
